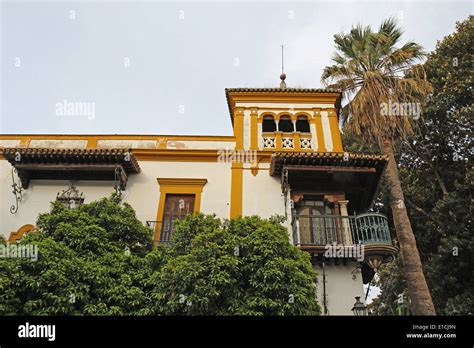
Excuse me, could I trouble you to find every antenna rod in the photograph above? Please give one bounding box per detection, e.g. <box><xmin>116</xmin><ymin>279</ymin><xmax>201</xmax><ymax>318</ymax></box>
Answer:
<box><xmin>281</xmin><ymin>44</ymin><xmax>285</xmax><ymax>74</ymax></box>
<box><xmin>279</xmin><ymin>44</ymin><xmax>287</xmax><ymax>89</ymax></box>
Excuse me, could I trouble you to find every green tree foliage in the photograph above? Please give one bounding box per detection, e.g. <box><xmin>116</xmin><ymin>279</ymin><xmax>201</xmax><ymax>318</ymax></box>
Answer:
<box><xmin>368</xmin><ymin>16</ymin><xmax>473</xmax><ymax>315</ymax></box>
<box><xmin>149</xmin><ymin>214</ymin><xmax>320</xmax><ymax>315</ymax></box>
<box><xmin>0</xmin><ymin>197</ymin><xmax>319</xmax><ymax>315</ymax></box>
<box><xmin>0</xmin><ymin>195</ymin><xmax>154</xmax><ymax>315</ymax></box>
<box><xmin>322</xmin><ymin>17</ymin><xmax>436</xmax><ymax>315</ymax></box>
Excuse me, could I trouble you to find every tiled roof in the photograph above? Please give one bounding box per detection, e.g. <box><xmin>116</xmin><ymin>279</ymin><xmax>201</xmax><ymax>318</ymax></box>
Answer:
<box><xmin>225</xmin><ymin>87</ymin><xmax>342</xmax><ymax>124</ymax></box>
<box><xmin>2</xmin><ymin>147</ymin><xmax>141</xmax><ymax>174</ymax></box>
<box><xmin>225</xmin><ymin>87</ymin><xmax>341</xmax><ymax>93</ymax></box>
<box><xmin>270</xmin><ymin>151</ymin><xmax>388</xmax><ymax>176</ymax></box>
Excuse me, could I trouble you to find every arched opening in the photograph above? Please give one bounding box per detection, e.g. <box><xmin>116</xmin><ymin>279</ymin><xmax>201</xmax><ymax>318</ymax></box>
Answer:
<box><xmin>262</xmin><ymin>115</ymin><xmax>277</xmax><ymax>132</ymax></box>
<box><xmin>296</xmin><ymin>116</ymin><xmax>311</xmax><ymax>133</ymax></box>
<box><xmin>278</xmin><ymin>116</ymin><xmax>294</xmax><ymax>132</ymax></box>
<box><xmin>8</xmin><ymin>224</ymin><xmax>37</xmax><ymax>242</ymax></box>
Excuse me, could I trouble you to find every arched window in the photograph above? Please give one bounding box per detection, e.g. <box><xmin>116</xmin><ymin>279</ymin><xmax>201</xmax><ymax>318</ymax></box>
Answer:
<box><xmin>296</xmin><ymin>116</ymin><xmax>310</xmax><ymax>133</ymax></box>
<box><xmin>262</xmin><ymin>115</ymin><xmax>277</xmax><ymax>132</ymax></box>
<box><xmin>278</xmin><ymin>116</ymin><xmax>294</xmax><ymax>132</ymax></box>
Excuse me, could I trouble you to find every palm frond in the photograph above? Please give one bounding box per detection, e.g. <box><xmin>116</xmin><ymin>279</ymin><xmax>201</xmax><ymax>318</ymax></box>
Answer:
<box><xmin>321</xmin><ymin>18</ymin><xmax>431</xmax><ymax>143</ymax></box>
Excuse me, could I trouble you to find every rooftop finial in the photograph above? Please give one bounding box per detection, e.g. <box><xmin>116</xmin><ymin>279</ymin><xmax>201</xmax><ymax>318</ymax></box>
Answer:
<box><xmin>280</xmin><ymin>44</ymin><xmax>287</xmax><ymax>89</ymax></box>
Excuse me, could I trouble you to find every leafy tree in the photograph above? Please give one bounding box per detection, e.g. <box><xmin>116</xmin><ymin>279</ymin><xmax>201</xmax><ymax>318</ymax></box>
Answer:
<box><xmin>322</xmin><ymin>18</ymin><xmax>436</xmax><ymax>315</ymax></box>
<box><xmin>374</xmin><ymin>16</ymin><xmax>473</xmax><ymax>315</ymax></box>
<box><xmin>0</xmin><ymin>196</ymin><xmax>319</xmax><ymax>316</ymax></box>
<box><xmin>149</xmin><ymin>214</ymin><xmax>320</xmax><ymax>315</ymax></box>
<box><xmin>0</xmin><ymin>195</ymin><xmax>155</xmax><ymax>315</ymax></box>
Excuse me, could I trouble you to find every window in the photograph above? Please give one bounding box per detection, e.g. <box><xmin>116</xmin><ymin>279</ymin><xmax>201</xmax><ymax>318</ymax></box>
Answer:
<box><xmin>278</xmin><ymin>116</ymin><xmax>294</xmax><ymax>132</ymax></box>
<box><xmin>296</xmin><ymin>199</ymin><xmax>334</xmax><ymax>245</ymax></box>
<box><xmin>296</xmin><ymin>116</ymin><xmax>310</xmax><ymax>133</ymax></box>
<box><xmin>262</xmin><ymin>115</ymin><xmax>276</xmax><ymax>132</ymax></box>
<box><xmin>155</xmin><ymin>178</ymin><xmax>207</xmax><ymax>244</ymax></box>
<box><xmin>161</xmin><ymin>194</ymin><xmax>195</xmax><ymax>243</ymax></box>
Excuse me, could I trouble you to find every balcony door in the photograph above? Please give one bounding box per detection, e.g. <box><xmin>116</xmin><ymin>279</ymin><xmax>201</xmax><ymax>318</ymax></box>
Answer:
<box><xmin>296</xmin><ymin>199</ymin><xmax>335</xmax><ymax>245</ymax></box>
<box><xmin>161</xmin><ymin>194</ymin><xmax>195</xmax><ymax>242</ymax></box>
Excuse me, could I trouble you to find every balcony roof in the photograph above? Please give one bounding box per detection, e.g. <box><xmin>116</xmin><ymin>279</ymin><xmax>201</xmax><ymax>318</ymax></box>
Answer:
<box><xmin>2</xmin><ymin>148</ymin><xmax>140</xmax><ymax>189</ymax></box>
<box><xmin>270</xmin><ymin>151</ymin><xmax>389</xmax><ymax>212</ymax></box>
<box><xmin>270</xmin><ymin>152</ymin><xmax>388</xmax><ymax>176</ymax></box>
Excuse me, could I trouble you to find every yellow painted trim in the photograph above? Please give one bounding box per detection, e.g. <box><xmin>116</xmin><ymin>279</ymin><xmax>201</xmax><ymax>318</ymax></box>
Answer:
<box><xmin>294</xmin><ymin>133</ymin><xmax>301</xmax><ymax>151</ymax></box>
<box><xmin>157</xmin><ymin>178</ymin><xmax>208</xmax><ymax>186</ymax></box>
<box><xmin>294</xmin><ymin>111</ymin><xmax>313</xmax><ymax>120</ymax></box>
<box><xmin>18</xmin><ymin>138</ymin><xmax>30</xmax><ymax>146</ymax></box>
<box><xmin>313</xmin><ymin>109</ymin><xmax>326</xmax><ymax>152</ymax></box>
<box><xmin>328</xmin><ymin>109</ymin><xmax>344</xmax><ymax>152</ymax></box>
<box><xmin>86</xmin><ymin>137</ymin><xmax>98</xmax><ymax>149</ymax></box>
<box><xmin>275</xmin><ymin>132</ymin><xmax>282</xmax><ymax>150</ymax></box>
<box><xmin>250</xmin><ymin>109</ymin><xmax>258</xmax><ymax>150</ymax></box>
<box><xmin>258</xmin><ymin>111</ymin><xmax>277</xmax><ymax>122</ymax></box>
<box><xmin>127</xmin><ymin>149</ymin><xmax>220</xmax><ymax>162</ymax></box>
<box><xmin>230</xmin><ymin>162</ymin><xmax>243</xmax><ymax>218</ymax></box>
<box><xmin>234</xmin><ymin>108</ymin><xmax>244</xmax><ymax>150</ymax></box>
<box><xmin>258</xmin><ymin>111</ymin><xmax>313</xmax><ymax>123</ymax></box>
<box><xmin>276</xmin><ymin>111</ymin><xmax>292</xmax><ymax>121</ymax></box>
<box><xmin>0</xmin><ymin>134</ymin><xmax>235</xmax><ymax>141</ymax></box>
<box><xmin>228</xmin><ymin>92</ymin><xmax>341</xmax><ymax>112</ymax></box>
<box><xmin>8</xmin><ymin>224</ymin><xmax>36</xmax><ymax>242</ymax></box>
<box><xmin>154</xmin><ymin>178</ymin><xmax>207</xmax><ymax>242</ymax></box>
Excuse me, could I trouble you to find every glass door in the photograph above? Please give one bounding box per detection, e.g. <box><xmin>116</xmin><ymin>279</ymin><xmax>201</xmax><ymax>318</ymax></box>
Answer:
<box><xmin>161</xmin><ymin>194</ymin><xmax>195</xmax><ymax>242</ymax></box>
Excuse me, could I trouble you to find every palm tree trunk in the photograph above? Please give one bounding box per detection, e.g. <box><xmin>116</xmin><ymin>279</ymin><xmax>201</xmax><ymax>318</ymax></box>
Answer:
<box><xmin>380</xmin><ymin>138</ymin><xmax>436</xmax><ymax>315</ymax></box>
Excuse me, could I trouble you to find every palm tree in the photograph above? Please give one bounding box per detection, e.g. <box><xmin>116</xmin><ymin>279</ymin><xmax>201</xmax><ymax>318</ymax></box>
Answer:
<box><xmin>322</xmin><ymin>18</ymin><xmax>436</xmax><ymax>315</ymax></box>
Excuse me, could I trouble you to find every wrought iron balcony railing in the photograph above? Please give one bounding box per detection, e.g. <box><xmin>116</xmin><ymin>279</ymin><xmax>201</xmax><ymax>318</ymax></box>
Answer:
<box><xmin>147</xmin><ymin>213</ymin><xmax>393</xmax><ymax>248</ymax></box>
<box><xmin>145</xmin><ymin>220</ymin><xmax>172</xmax><ymax>244</ymax></box>
<box><xmin>291</xmin><ymin>213</ymin><xmax>392</xmax><ymax>247</ymax></box>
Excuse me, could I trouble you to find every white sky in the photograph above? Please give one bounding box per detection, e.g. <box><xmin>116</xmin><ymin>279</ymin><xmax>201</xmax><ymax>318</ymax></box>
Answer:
<box><xmin>1</xmin><ymin>0</ymin><xmax>471</xmax><ymax>135</ymax></box>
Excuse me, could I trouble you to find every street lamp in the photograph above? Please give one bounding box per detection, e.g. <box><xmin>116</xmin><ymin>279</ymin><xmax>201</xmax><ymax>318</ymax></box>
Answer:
<box><xmin>351</xmin><ymin>296</ymin><xmax>367</xmax><ymax>316</ymax></box>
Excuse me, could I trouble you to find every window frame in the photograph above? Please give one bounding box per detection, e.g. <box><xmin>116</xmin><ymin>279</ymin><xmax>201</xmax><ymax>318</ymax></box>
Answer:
<box><xmin>154</xmin><ymin>178</ymin><xmax>207</xmax><ymax>242</ymax></box>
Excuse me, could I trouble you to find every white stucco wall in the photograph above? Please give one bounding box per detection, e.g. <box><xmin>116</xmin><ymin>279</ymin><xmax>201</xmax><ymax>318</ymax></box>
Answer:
<box><xmin>315</xmin><ymin>262</ymin><xmax>366</xmax><ymax>315</ymax></box>
<box><xmin>241</xmin><ymin>167</ymin><xmax>295</xmax><ymax>239</ymax></box>
<box><xmin>0</xmin><ymin>140</ymin><xmax>21</xmax><ymax>147</ymax></box>
<box><xmin>167</xmin><ymin>140</ymin><xmax>235</xmax><ymax>150</ymax></box>
<box><xmin>28</xmin><ymin>140</ymin><xmax>88</xmax><ymax>148</ymax></box>
<box><xmin>96</xmin><ymin>140</ymin><xmax>157</xmax><ymax>149</ymax></box>
<box><xmin>242</xmin><ymin>169</ymin><xmax>286</xmax><ymax>219</ymax></box>
<box><xmin>0</xmin><ymin>160</ymin><xmax>232</xmax><ymax>238</ymax></box>
<box><xmin>140</xmin><ymin>161</ymin><xmax>232</xmax><ymax>220</ymax></box>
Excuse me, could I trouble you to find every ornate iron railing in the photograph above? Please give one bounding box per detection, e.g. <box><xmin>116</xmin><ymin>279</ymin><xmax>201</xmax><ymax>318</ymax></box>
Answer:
<box><xmin>291</xmin><ymin>213</ymin><xmax>392</xmax><ymax>246</ymax></box>
<box><xmin>145</xmin><ymin>220</ymin><xmax>172</xmax><ymax>243</ymax></box>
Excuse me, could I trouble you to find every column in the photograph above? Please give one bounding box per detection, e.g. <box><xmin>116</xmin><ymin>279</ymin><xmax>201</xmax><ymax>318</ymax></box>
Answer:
<box><xmin>313</xmin><ymin>108</ymin><xmax>326</xmax><ymax>152</ymax></box>
<box><xmin>250</xmin><ymin>108</ymin><xmax>259</xmax><ymax>150</ymax></box>
<box><xmin>328</xmin><ymin>108</ymin><xmax>343</xmax><ymax>152</ymax></box>
<box><xmin>338</xmin><ymin>200</ymin><xmax>352</xmax><ymax>244</ymax></box>
<box><xmin>321</xmin><ymin>109</ymin><xmax>333</xmax><ymax>152</ymax></box>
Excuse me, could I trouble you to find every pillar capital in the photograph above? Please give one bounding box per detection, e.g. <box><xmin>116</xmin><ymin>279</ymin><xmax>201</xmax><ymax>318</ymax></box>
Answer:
<box><xmin>338</xmin><ymin>200</ymin><xmax>349</xmax><ymax>207</ymax></box>
<box><xmin>327</xmin><ymin>108</ymin><xmax>338</xmax><ymax>117</ymax></box>
<box><xmin>234</xmin><ymin>107</ymin><xmax>244</xmax><ymax>116</ymax></box>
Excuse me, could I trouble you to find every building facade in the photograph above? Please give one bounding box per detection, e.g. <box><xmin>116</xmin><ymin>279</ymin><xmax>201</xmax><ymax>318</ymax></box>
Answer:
<box><xmin>0</xmin><ymin>87</ymin><xmax>397</xmax><ymax>315</ymax></box>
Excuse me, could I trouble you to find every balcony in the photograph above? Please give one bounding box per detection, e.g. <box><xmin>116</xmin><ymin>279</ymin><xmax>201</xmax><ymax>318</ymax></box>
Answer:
<box><xmin>261</xmin><ymin>132</ymin><xmax>313</xmax><ymax>150</ymax></box>
<box><xmin>147</xmin><ymin>213</ymin><xmax>398</xmax><ymax>266</ymax></box>
<box><xmin>145</xmin><ymin>221</ymin><xmax>172</xmax><ymax>244</ymax></box>
<box><xmin>291</xmin><ymin>213</ymin><xmax>398</xmax><ymax>263</ymax></box>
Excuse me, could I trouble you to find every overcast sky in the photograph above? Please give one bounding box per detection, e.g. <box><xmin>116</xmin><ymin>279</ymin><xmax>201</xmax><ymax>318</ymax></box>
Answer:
<box><xmin>1</xmin><ymin>0</ymin><xmax>471</xmax><ymax>136</ymax></box>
